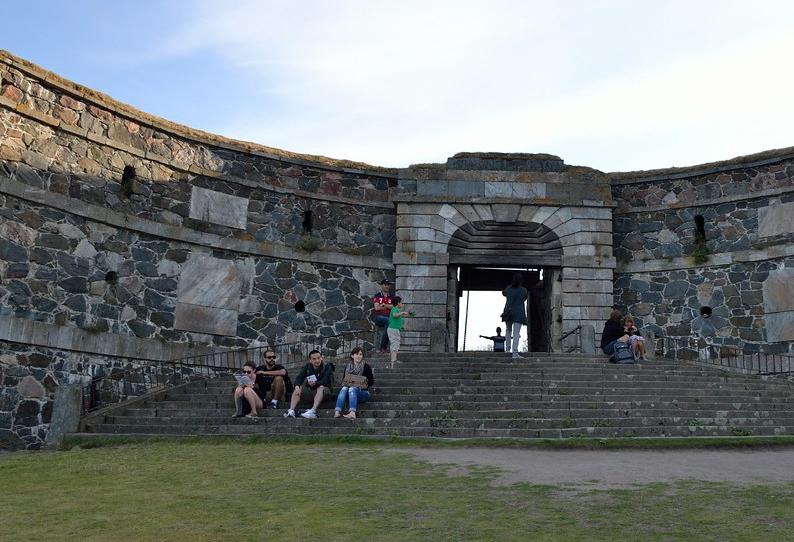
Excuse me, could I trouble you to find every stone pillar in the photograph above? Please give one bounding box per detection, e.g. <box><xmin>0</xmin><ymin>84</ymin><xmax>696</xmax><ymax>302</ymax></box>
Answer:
<box><xmin>44</xmin><ymin>385</ymin><xmax>82</xmax><ymax>449</ymax></box>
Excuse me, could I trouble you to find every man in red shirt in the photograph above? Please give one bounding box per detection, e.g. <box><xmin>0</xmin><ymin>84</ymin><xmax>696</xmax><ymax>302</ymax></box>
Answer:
<box><xmin>371</xmin><ymin>279</ymin><xmax>394</xmax><ymax>352</ymax></box>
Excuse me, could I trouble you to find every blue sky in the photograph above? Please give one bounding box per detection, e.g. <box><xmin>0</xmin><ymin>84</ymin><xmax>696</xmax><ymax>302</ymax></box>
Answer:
<box><xmin>4</xmin><ymin>0</ymin><xmax>794</xmax><ymax>171</ymax></box>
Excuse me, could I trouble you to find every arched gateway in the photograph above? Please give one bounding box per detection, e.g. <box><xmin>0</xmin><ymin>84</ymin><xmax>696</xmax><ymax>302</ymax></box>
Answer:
<box><xmin>392</xmin><ymin>153</ymin><xmax>616</xmax><ymax>353</ymax></box>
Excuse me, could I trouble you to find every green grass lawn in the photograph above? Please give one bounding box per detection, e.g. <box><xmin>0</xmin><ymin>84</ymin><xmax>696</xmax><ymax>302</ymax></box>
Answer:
<box><xmin>2</xmin><ymin>440</ymin><xmax>794</xmax><ymax>541</ymax></box>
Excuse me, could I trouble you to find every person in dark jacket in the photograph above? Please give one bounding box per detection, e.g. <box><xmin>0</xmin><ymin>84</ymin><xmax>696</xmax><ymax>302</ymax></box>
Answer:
<box><xmin>502</xmin><ymin>273</ymin><xmax>529</xmax><ymax>359</ymax></box>
<box><xmin>600</xmin><ymin>309</ymin><xmax>630</xmax><ymax>355</ymax></box>
<box><xmin>284</xmin><ymin>349</ymin><xmax>334</xmax><ymax>419</ymax></box>
<box><xmin>334</xmin><ymin>346</ymin><xmax>376</xmax><ymax>419</ymax></box>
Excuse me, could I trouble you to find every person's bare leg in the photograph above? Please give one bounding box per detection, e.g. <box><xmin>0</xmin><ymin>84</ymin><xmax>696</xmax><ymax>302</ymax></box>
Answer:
<box><xmin>243</xmin><ymin>387</ymin><xmax>263</xmax><ymax>416</ymax></box>
<box><xmin>233</xmin><ymin>386</ymin><xmax>245</xmax><ymax>415</ymax></box>
<box><xmin>637</xmin><ymin>341</ymin><xmax>647</xmax><ymax>359</ymax></box>
<box><xmin>271</xmin><ymin>376</ymin><xmax>285</xmax><ymax>402</ymax></box>
<box><xmin>311</xmin><ymin>386</ymin><xmax>325</xmax><ymax>411</ymax></box>
<box><xmin>289</xmin><ymin>386</ymin><xmax>302</xmax><ymax>411</ymax></box>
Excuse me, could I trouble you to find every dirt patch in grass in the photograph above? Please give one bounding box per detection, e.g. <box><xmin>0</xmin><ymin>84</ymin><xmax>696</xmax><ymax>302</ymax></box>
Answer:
<box><xmin>396</xmin><ymin>447</ymin><xmax>794</xmax><ymax>489</ymax></box>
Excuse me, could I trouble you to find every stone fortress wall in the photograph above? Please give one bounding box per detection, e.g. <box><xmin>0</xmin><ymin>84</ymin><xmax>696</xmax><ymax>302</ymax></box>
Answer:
<box><xmin>0</xmin><ymin>51</ymin><xmax>397</xmax><ymax>448</ymax></box>
<box><xmin>1</xmin><ymin>49</ymin><xmax>793</xmax><ymax>448</ymax></box>
<box><xmin>610</xmin><ymin>153</ymin><xmax>794</xmax><ymax>356</ymax></box>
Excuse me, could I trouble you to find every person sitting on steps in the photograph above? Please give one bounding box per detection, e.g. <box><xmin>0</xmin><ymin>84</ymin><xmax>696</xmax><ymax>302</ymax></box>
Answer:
<box><xmin>600</xmin><ymin>309</ymin><xmax>630</xmax><ymax>355</ymax></box>
<box><xmin>232</xmin><ymin>361</ymin><xmax>268</xmax><ymax>419</ymax></box>
<box><xmin>284</xmin><ymin>349</ymin><xmax>334</xmax><ymax>419</ymax></box>
<box><xmin>334</xmin><ymin>346</ymin><xmax>376</xmax><ymax>420</ymax></box>
<box><xmin>254</xmin><ymin>349</ymin><xmax>292</xmax><ymax>409</ymax></box>
<box><xmin>623</xmin><ymin>315</ymin><xmax>647</xmax><ymax>360</ymax></box>
<box><xmin>479</xmin><ymin>327</ymin><xmax>506</xmax><ymax>352</ymax></box>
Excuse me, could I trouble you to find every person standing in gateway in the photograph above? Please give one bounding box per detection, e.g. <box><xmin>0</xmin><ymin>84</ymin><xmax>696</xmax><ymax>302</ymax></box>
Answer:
<box><xmin>501</xmin><ymin>273</ymin><xmax>528</xmax><ymax>359</ymax></box>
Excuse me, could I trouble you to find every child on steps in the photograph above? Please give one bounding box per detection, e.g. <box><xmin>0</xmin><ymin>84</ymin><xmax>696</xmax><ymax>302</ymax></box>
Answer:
<box><xmin>387</xmin><ymin>296</ymin><xmax>411</xmax><ymax>369</ymax></box>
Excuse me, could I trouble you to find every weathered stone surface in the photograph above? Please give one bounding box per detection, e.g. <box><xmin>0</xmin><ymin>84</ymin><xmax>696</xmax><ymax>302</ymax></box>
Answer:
<box><xmin>765</xmin><ymin>312</ymin><xmax>794</xmax><ymax>342</ymax></box>
<box><xmin>189</xmin><ymin>186</ymin><xmax>249</xmax><ymax>230</ymax></box>
<box><xmin>17</xmin><ymin>376</ymin><xmax>46</xmax><ymax>398</ymax></box>
<box><xmin>763</xmin><ymin>268</ymin><xmax>794</xmax><ymax>313</ymax></box>
<box><xmin>174</xmin><ymin>303</ymin><xmax>238</xmax><ymax>336</ymax></box>
<box><xmin>758</xmin><ymin>201</ymin><xmax>794</xmax><ymax>238</ymax></box>
<box><xmin>0</xmin><ymin>221</ymin><xmax>36</xmax><ymax>246</ymax></box>
<box><xmin>0</xmin><ymin>239</ymin><xmax>27</xmax><ymax>262</ymax></box>
<box><xmin>177</xmin><ymin>255</ymin><xmax>242</xmax><ymax>310</ymax></box>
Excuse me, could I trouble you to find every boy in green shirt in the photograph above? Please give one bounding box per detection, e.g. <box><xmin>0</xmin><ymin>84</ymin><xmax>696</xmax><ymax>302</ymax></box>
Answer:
<box><xmin>387</xmin><ymin>296</ymin><xmax>411</xmax><ymax>368</ymax></box>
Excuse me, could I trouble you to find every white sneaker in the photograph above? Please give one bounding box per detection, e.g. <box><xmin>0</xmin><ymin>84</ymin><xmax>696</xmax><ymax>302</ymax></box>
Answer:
<box><xmin>301</xmin><ymin>409</ymin><xmax>318</xmax><ymax>419</ymax></box>
<box><xmin>283</xmin><ymin>409</ymin><xmax>295</xmax><ymax>418</ymax></box>
<box><xmin>512</xmin><ymin>352</ymin><xmax>522</xmax><ymax>359</ymax></box>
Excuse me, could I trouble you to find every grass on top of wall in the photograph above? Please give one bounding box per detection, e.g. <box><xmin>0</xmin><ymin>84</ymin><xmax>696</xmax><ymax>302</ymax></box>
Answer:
<box><xmin>2</xmin><ymin>441</ymin><xmax>794</xmax><ymax>542</ymax></box>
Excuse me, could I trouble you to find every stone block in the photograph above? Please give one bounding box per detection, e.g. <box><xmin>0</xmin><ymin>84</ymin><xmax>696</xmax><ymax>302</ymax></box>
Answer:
<box><xmin>562</xmin><ymin>292</ymin><xmax>613</xmax><ymax>307</ymax></box>
<box><xmin>512</xmin><ymin>182</ymin><xmax>546</xmax><ymax>200</ymax></box>
<box><xmin>177</xmin><ymin>255</ymin><xmax>242</xmax><ymax>310</ymax></box>
<box><xmin>189</xmin><ymin>185</ymin><xmax>248</xmax><ymax>230</ymax></box>
<box><xmin>580</xmin><ymin>325</ymin><xmax>596</xmax><ymax>354</ymax></box>
<box><xmin>472</xmin><ymin>204</ymin><xmax>494</xmax><ymax>221</ymax></box>
<box><xmin>763</xmin><ymin>268</ymin><xmax>794</xmax><ymax>313</ymax></box>
<box><xmin>17</xmin><ymin>375</ymin><xmax>46</xmax><ymax>398</ymax></box>
<box><xmin>562</xmin><ymin>279</ymin><xmax>613</xmax><ymax>294</ymax></box>
<box><xmin>416</xmin><ymin>180</ymin><xmax>447</xmax><ymax>197</ymax></box>
<box><xmin>398</xmin><ymin>276</ymin><xmax>447</xmax><ymax>291</ymax></box>
<box><xmin>44</xmin><ymin>385</ymin><xmax>81</xmax><ymax>450</ymax></box>
<box><xmin>492</xmin><ymin>204</ymin><xmax>521</xmax><ymax>223</ymax></box>
<box><xmin>484</xmin><ymin>182</ymin><xmax>512</xmax><ymax>198</ymax></box>
<box><xmin>758</xmin><ymin>201</ymin><xmax>794</xmax><ymax>238</ymax></box>
<box><xmin>395</xmin><ymin>264</ymin><xmax>447</xmax><ymax>277</ymax></box>
<box><xmin>765</xmin><ymin>311</ymin><xmax>794</xmax><ymax>342</ymax></box>
<box><xmin>174</xmin><ymin>302</ymin><xmax>238</xmax><ymax>336</ymax></box>
<box><xmin>448</xmin><ymin>181</ymin><xmax>484</xmax><ymax>198</ymax></box>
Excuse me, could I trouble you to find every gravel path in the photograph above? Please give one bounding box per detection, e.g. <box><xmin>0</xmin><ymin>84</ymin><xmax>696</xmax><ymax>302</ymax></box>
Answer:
<box><xmin>397</xmin><ymin>447</ymin><xmax>794</xmax><ymax>489</ymax></box>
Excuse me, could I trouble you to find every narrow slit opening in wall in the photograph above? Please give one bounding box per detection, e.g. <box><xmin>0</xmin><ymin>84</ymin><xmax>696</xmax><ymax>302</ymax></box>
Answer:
<box><xmin>302</xmin><ymin>209</ymin><xmax>313</xmax><ymax>235</ymax></box>
<box><xmin>694</xmin><ymin>215</ymin><xmax>706</xmax><ymax>242</ymax></box>
<box><xmin>121</xmin><ymin>166</ymin><xmax>136</xmax><ymax>198</ymax></box>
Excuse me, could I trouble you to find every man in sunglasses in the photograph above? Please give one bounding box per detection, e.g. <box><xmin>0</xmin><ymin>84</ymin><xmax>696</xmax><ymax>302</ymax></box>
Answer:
<box><xmin>254</xmin><ymin>350</ymin><xmax>292</xmax><ymax>409</ymax></box>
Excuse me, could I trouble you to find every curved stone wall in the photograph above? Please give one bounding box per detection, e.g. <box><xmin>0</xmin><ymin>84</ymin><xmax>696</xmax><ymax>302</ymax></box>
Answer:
<box><xmin>611</xmin><ymin>152</ymin><xmax>794</xmax><ymax>356</ymax></box>
<box><xmin>0</xmin><ymin>51</ymin><xmax>397</xmax><ymax>448</ymax></box>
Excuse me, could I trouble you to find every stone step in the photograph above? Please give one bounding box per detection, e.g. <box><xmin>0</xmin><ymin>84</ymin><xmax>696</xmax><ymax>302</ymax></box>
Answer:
<box><xmin>155</xmin><ymin>390</ymin><xmax>794</xmax><ymax>403</ymax></box>
<box><xmin>101</xmin><ymin>414</ymin><xmax>794</xmax><ymax>430</ymax></box>
<box><xmin>83</xmin><ymin>423</ymin><xmax>794</xmax><ymax>439</ymax></box>
<box><xmin>194</xmin><ymin>381</ymin><xmax>790</xmax><ymax>394</ymax></box>
<box><xmin>122</xmin><ymin>406</ymin><xmax>794</xmax><ymax>419</ymax></box>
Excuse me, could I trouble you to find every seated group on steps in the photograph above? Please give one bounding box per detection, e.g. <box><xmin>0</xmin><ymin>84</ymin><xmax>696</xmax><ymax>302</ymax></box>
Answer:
<box><xmin>232</xmin><ymin>347</ymin><xmax>375</xmax><ymax>421</ymax></box>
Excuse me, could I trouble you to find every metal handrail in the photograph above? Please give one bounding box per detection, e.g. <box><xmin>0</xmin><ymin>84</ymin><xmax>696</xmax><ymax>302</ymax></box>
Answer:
<box><xmin>559</xmin><ymin>325</ymin><xmax>582</xmax><ymax>342</ymax></box>
<box><xmin>560</xmin><ymin>324</ymin><xmax>582</xmax><ymax>353</ymax></box>
<box><xmin>660</xmin><ymin>336</ymin><xmax>794</xmax><ymax>376</ymax></box>
<box><xmin>80</xmin><ymin>330</ymin><xmax>373</xmax><ymax>415</ymax></box>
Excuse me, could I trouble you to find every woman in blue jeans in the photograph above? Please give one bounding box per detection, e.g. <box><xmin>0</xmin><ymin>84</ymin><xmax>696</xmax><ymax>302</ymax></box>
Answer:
<box><xmin>334</xmin><ymin>347</ymin><xmax>376</xmax><ymax>419</ymax></box>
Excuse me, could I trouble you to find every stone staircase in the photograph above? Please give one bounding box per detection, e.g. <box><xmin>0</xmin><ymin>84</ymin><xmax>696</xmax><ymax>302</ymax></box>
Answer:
<box><xmin>78</xmin><ymin>353</ymin><xmax>794</xmax><ymax>440</ymax></box>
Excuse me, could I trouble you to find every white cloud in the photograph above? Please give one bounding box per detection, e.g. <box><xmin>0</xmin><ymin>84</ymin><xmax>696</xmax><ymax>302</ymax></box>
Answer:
<box><xmin>159</xmin><ymin>0</ymin><xmax>794</xmax><ymax>169</ymax></box>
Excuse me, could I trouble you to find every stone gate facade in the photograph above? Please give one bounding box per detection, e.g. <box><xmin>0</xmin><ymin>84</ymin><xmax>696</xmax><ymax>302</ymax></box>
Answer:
<box><xmin>1</xmin><ymin>50</ymin><xmax>793</xmax><ymax>448</ymax></box>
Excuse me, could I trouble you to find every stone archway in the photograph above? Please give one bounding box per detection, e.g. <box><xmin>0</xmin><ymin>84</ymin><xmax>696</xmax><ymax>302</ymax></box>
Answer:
<box><xmin>447</xmin><ymin>220</ymin><xmax>563</xmax><ymax>352</ymax></box>
<box><xmin>393</xmin><ymin>202</ymin><xmax>615</xmax><ymax>353</ymax></box>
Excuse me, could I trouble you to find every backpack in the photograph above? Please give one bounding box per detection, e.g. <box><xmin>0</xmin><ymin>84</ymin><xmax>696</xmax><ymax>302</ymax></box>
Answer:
<box><xmin>611</xmin><ymin>341</ymin><xmax>635</xmax><ymax>364</ymax></box>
